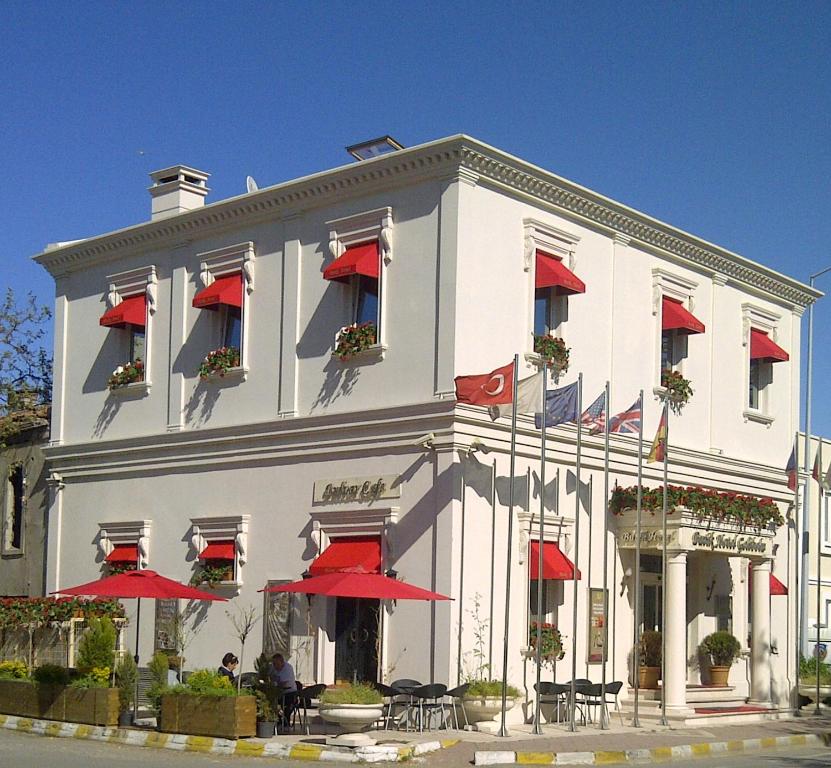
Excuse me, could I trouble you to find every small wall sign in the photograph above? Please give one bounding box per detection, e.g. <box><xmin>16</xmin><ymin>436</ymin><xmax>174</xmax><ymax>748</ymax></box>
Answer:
<box><xmin>313</xmin><ymin>475</ymin><xmax>401</xmax><ymax>505</ymax></box>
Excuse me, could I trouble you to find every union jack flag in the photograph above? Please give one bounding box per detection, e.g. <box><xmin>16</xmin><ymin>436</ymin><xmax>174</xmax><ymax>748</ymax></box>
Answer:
<box><xmin>581</xmin><ymin>392</ymin><xmax>606</xmax><ymax>435</ymax></box>
<box><xmin>610</xmin><ymin>397</ymin><xmax>642</xmax><ymax>434</ymax></box>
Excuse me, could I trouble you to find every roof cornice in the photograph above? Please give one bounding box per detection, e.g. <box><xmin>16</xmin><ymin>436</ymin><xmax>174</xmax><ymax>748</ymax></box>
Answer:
<box><xmin>33</xmin><ymin>135</ymin><xmax>820</xmax><ymax>307</ymax></box>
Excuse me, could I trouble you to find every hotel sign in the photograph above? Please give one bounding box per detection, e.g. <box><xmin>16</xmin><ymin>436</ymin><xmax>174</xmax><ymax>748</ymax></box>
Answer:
<box><xmin>314</xmin><ymin>475</ymin><xmax>401</xmax><ymax>505</ymax></box>
<box><xmin>689</xmin><ymin>531</ymin><xmax>769</xmax><ymax>556</ymax></box>
<box><xmin>617</xmin><ymin>526</ymin><xmax>771</xmax><ymax>556</ymax></box>
<box><xmin>618</xmin><ymin>529</ymin><xmax>678</xmax><ymax>550</ymax></box>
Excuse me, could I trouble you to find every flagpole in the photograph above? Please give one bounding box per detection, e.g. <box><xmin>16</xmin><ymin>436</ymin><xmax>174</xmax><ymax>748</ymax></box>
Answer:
<box><xmin>816</xmin><ymin>439</ymin><xmax>823</xmax><ymax>715</ymax></box>
<box><xmin>533</xmin><ymin>366</ymin><xmax>548</xmax><ymax>734</ymax></box>
<box><xmin>569</xmin><ymin>373</ymin><xmax>583</xmax><ymax>732</ymax></box>
<box><xmin>600</xmin><ymin>380</ymin><xmax>611</xmax><ymax>729</ymax></box>
<box><xmin>793</xmin><ymin>431</ymin><xmax>802</xmax><ymax>717</ymax></box>
<box><xmin>632</xmin><ymin>390</ymin><xmax>644</xmax><ymax>728</ymax></box>
<box><xmin>498</xmin><ymin>354</ymin><xmax>521</xmax><ymax>738</ymax></box>
<box><xmin>489</xmin><ymin>459</ymin><xmax>496</xmax><ymax>678</ymax></box>
<box><xmin>659</xmin><ymin>398</ymin><xmax>670</xmax><ymax>727</ymax></box>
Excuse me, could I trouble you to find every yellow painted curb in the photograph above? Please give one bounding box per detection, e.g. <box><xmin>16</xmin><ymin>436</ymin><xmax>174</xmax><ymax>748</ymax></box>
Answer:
<box><xmin>441</xmin><ymin>739</ymin><xmax>460</xmax><ymax>748</ymax></box>
<box><xmin>397</xmin><ymin>746</ymin><xmax>415</xmax><ymax>759</ymax></box>
<box><xmin>595</xmin><ymin>750</ymin><xmax>627</xmax><ymax>765</ymax></box>
<box><xmin>760</xmin><ymin>737</ymin><xmax>777</xmax><ymax>749</ymax></box>
<box><xmin>649</xmin><ymin>746</ymin><xmax>673</xmax><ymax>761</ymax></box>
<box><xmin>73</xmin><ymin>724</ymin><xmax>91</xmax><ymax>739</ymax></box>
<box><xmin>144</xmin><ymin>732</ymin><xmax>169</xmax><ymax>748</ymax></box>
<box><xmin>184</xmin><ymin>735</ymin><xmax>214</xmax><ymax>753</ymax></box>
<box><xmin>44</xmin><ymin>722</ymin><xmax>63</xmax><ymax>738</ymax></box>
<box><xmin>690</xmin><ymin>743</ymin><xmax>711</xmax><ymax>756</ymax></box>
<box><xmin>790</xmin><ymin>734</ymin><xmax>808</xmax><ymax>746</ymax></box>
<box><xmin>726</xmin><ymin>740</ymin><xmax>745</xmax><ymax>752</ymax></box>
<box><xmin>0</xmin><ymin>715</ymin><xmax>7</xmax><ymax>726</ymax></box>
<box><xmin>235</xmin><ymin>741</ymin><xmax>266</xmax><ymax>757</ymax></box>
<box><xmin>516</xmin><ymin>751</ymin><xmax>554</xmax><ymax>764</ymax></box>
<box><xmin>16</xmin><ymin>718</ymin><xmax>33</xmax><ymax>732</ymax></box>
<box><xmin>289</xmin><ymin>743</ymin><xmax>324</xmax><ymax>761</ymax></box>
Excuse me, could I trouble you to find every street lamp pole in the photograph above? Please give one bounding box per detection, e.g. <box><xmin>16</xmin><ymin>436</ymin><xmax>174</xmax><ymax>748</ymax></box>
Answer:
<box><xmin>800</xmin><ymin>266</ymin><xmax>831</xmax><ymax>708</ymax></box>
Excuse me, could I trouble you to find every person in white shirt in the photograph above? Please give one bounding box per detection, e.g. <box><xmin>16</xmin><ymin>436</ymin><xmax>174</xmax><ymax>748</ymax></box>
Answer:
<box><xmin>268</xmin><ymin>653</ymin><xmax>298</xmax><ymax>725</ymax></box>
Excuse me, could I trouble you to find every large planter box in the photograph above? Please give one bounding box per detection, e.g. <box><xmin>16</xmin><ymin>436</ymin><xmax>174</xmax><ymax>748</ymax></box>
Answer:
<box><xmin>0</xmin><ymin>679</ymin><xmax>119</xmax><ymax>726</ymax></box>
<box><xmin>160</xmin><ymin>693</ymin><xmax>255</xmax><ymax>739</ymax></box>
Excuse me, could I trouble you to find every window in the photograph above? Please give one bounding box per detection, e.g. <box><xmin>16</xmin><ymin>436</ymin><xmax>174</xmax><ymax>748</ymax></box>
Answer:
<box><xmin>652</xmin><ymin>271</ymin><xmax>703</xmax><ymax>389</ymax></box>
<box><xmin>354</xmin><ymin>272</ymin><xmax>379</xmax><ymax>326</ymax></box>
<box><xmin>97</xmin><ymin>521</ymin><xmax>151</xmax><ymax>570</ymax></box>
<box><xmin>746</xmin><ymin>327</ymin><xmax>788</xmax><ymax>415</ymax></box>
<box><xmin>3</xmin><ymin>465</ymin><xmax>24</xmax><ymax>552</ymax></box>
<box><xmin>190</xmin><ymin>515</ymin><xmax>249</xmax><ymax>588</ymax></box>
<box><xmin>534</xmin><ymin>288</ymin><xmax>564</xmax><ymax>336</ymax></box>
<box><xmin>130</xmin><ymin>327</ymin><xmax>146</xmax><ymax>363</ymax></box>
<box><xmin>824</xmin><ymin>494</ymin><xmax>831</xmax><ymax>549</ymax></box>
<box><xmin>223</xmin><ymin>305</ymin><xmax>242</xmax><ymax>349</ymax></box>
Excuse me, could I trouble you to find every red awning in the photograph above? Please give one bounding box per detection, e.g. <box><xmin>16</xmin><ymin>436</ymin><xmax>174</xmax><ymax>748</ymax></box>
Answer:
<box><xmin>198</xmin><ymin>541</ymin><xmax>235</xmax><ymax>561</ymax></box>
<box><xmin>309</xmin><ymin>536</ymin><xmax>382</xmax><ymax>576</ymax></box>
<box><xmin>99</xmin><ymin>295</ymin><xmax>146</xmax><ymax>328</ymax></box>
<box><xmin>750</xmin><ymin>329</ymin><xmax>789</xmax><ymax>363</ymax></box>
<box><xmin>529</xmin><ymin>541</ymin><xmax>581</xmax><ymax>581</ymax></box>
<box><xmin>662</xmin><ymin>297</ymin><xmax>705</xmax><ymax>335</ymax></box>
<box><xmin>535</xmin><ymin>251</ymin><xmax>585</xmax><ymax>295</ymax></box>
<box><xmin>748</xmin><ymin>566</ymin><xmax>788</xmax><ymax>596</ymax></box>
<box><xmin>323</xmin><ymin>242</ymin><xmax>380</xmax><ymax>283</ymax></box>
<box><xmin>105</xmin><ymin>545</ymin><xmax>138</xmax><ymax>564</ymax></box>
<box><xmin>192</xmin><ymin>274</ymin><xmax>243</xmax><ymax>310</ymax></box>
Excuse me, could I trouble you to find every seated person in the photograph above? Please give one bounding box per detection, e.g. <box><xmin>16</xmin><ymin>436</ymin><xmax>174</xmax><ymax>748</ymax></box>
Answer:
<box><xmin>268</xmin><ymin>653</ymin><xmax>298</xmax><ymax>724</ymax></box>
<box><xmin>217</xmin><ymin>652</ymin><xmax>238</xmax><ymax>683</ymax></box>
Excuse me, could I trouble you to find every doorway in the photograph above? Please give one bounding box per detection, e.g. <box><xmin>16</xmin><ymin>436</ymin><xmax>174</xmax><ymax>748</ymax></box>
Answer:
<box><xmin>335</xmin><ymin>597</ymin><xmax>379</xmax><ymax>684</ymax></box>
<box><xmin>642</xmin><ymin>576</ymin><xmax>663</xmax><ymax>633</ymax></box>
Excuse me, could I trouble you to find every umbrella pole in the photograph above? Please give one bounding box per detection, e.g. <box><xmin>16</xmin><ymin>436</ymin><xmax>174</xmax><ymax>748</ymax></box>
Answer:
<box><xmin>133</xmin><ymin>598</ymin><xmax>141</xmax><ymax>725</ymax></box>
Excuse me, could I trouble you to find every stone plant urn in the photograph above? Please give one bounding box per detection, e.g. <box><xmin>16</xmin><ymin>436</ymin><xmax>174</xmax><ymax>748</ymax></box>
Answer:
<box><xmin>319</xmin><ymin>702</ymin><xmax>384</xmax><ymax>747</ymax></box>
<box><xmin>708</xmin><ymin>666</ymin><xmax>731</xmax><ymax>687</ymax></box>
<box><xmin>638</xmin><ymin>666</ymin><xmax>661</xmax><ymax>689</ymax></box>
<box><xmin>462</xmin><ymin>695</ymin><xmax>517</xmax><ymax>731</ymax></box>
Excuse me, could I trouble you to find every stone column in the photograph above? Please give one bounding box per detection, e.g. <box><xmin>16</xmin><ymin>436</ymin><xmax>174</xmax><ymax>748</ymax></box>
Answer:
<box><xmin>664</xmin><ymin>551</ymin><xmax>688</xmax><ymax>711</ymax></box>
<box><xmin>749</xmin><ymin>558</ymin><xmax>771</xmax><ymax>704</ymax></box>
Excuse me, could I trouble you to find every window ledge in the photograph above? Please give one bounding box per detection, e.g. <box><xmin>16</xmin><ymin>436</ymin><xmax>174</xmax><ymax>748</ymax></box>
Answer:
<box><xmin>109</xmin><ymin>380</ymin><xmax>151</xmax><ymax>397</ymax></box>
<box><xmin>652</xmin><ymin>386</ymin><xmax>668</xmax><ymax>399</ymax></box>
<box><xmin>1</xmin><ymin>549</ymin><xmax>24</xmax><ymax>558</ymax></box>
<box><xmin>743</xmin><ymin>409</ymin><xmax>774</xmax><ymax>426</ymax></box>
<box><xmin>195</xmin><ymin>580</ymin><xmax>241</xmax><ymax>591</ymax></box>
<box><xmin>201</xmin><ymin>366</ymin><xmax>248</xmax><ymax>384</ymax></box>
<box><xmin>331</xmin><ymin>343</ymin><xmax>387</xmax><ymax>364</ymax></box>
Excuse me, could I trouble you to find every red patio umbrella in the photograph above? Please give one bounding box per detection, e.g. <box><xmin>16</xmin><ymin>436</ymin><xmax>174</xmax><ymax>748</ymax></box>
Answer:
<box><xmin>261</xmin><ymin>569</ymin><xmax>451</xmax><ymax>601</ymax></box>
<box><xmin>54</xmin><ymin>570</ymin><xmax>227</xmax><ymax>722</ymax></box>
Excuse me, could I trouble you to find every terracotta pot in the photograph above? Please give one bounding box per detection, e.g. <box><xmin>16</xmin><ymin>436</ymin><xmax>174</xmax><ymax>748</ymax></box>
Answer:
<box><xmin>708</xmin><ymin>665</ymin><xmax>731</xmax><ymax>687</ymax></box>
<box><xmin>638</xmin><ymin>666</ymin><xmax>661</xmax><ymax>689</ymax></box>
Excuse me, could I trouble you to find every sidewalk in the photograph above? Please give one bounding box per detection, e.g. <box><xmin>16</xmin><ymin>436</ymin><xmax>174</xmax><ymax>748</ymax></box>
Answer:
<box><xmin>428</xmin><ymin>716</ymin><xmax>831</xmax><ymax>766</ymax></box>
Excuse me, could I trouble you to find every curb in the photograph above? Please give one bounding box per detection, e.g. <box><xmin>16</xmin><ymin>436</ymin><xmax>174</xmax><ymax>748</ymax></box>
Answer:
<box><xmin>474</xmin><ymin>733</ymin><xmax>830</xmax><ymax>765</ymax></box>
<box><xmin>0</xmin><ymin>714</ymin><xmax>458</xmax><ymax>762</ymax></box>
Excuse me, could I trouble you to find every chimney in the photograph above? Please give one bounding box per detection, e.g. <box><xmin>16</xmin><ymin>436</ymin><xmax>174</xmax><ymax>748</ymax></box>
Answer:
<box><xmin>148</xmin><ymin>165</ymin><xmax>210</xmax><ymax>220</ymax></box>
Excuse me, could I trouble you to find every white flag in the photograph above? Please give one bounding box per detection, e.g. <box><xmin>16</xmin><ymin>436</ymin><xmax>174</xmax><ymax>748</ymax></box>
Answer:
<box><xmin>488</xmin><ymin>372</ymin><xmax>542</xmax><ymax>421</ymax></box>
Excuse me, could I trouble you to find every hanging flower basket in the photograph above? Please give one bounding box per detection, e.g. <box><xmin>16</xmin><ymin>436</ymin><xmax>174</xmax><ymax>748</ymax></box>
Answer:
<box><xmin>108</xmin><ymin>359</ymin><xmax>144</xmax><ymax>390</ymax></box>
<box><xmin>532</xmin><ymin>334</ymin><xmax>570</xmax><ymax>373</ymax></box>
<box><xmin>199</xmin><ymin>347</ymin><xmax>240</xmax><ymax>379</ymax></box>
<box><xmin>335</xmin><ymin>322</ymin><xmax>377</xmax><ymax>361</ymax></box>
<box><xmin>660</xmin><ymin>368</ymin><xmax>692</xmax><ymax>410</ymax></box>
<box><xmin>528</xmin><ymin>621</ymin><xmax>565</xmax><ymax>667</ymax></box>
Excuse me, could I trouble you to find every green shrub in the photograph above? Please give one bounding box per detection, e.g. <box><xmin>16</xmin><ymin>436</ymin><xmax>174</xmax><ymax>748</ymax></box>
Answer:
<box><xmin>115</xmin><ymin>654</ymin><xmax>137</xmax><ymax>711</ymax></box>
<box><xmin>699</xmin><ymin>631</ymin><xmax>741</xmax><ymax>666</ymax></box>
<box><xmin>76</xmin><ymin>617</ymin><xmax>117</xmax><ymax>673</ymax></box>
<box><xmin>69</xmin><ymin>668</ymin><xmax>110</xmax><ymax>690</ymax></box>
<box><xmin>799</xmin><ymin>655</ymin><xmax>831</xmax><ymax>684</ymax></box>
<box><xmin>639</xmin><ymin>631</ymin><xmax>662</xmax><ymax>666</ymax></box>
<box><xmin>33</xmin><ymin>664</ymin><xmax>70</xmax><ymax>686</ymax></box>
<box><xmin>146</xmin><ymin>651</ymin><xmax>172</xmax><ymax>714</ymax></box>
<box><xmin>320</xmin><ymin>683</ymin><xmax>383</xmax><ymax>705</ymax></box>
<box><xmin>464</xmin><ymin>680</ymin><xmax>520</xmax><ymax>698</ymax></box>
<box><xmin>0</xmin><ymin>660</ymin><xmax>28</xmax><ymax>679</ymax></box>
<box><xmin>169</xmin><ymin>668</ymin><xmax>236</xmax><ymax>697</ymax></box>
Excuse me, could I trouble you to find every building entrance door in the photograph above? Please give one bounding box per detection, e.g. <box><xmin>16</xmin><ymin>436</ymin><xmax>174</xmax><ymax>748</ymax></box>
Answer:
<box><xmin>642</xmin><ymin>576</ymin><xmax>663</xmax><ymax>633</ymax></box>
<box><xmin>335</xmin><ymin>598</ymin><xmax>379</xmax><ymax>684</ymax></box>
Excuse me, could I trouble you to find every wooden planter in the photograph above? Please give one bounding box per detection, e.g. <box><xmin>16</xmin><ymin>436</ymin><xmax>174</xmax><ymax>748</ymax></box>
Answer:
<box><xmin>638</xmin><ymin>666</ymin><xmax>661</xmax><ymax>689</ymax></box>
<box><xmin>160</xmin><ymin>693</ymin><xmax>256</xmax><ymax>739</ymax></box>
<box><xmin>0</xmin><ymin>679</ymin><xmax>118</xmax><ymax>725</ymax></box>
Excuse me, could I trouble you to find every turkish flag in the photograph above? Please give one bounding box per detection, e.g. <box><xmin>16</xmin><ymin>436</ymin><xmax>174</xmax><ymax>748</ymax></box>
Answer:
<box><xmin>454</xmin><ymin>362</ymin><xmax>514</xmax><ymax>406</ymax></box>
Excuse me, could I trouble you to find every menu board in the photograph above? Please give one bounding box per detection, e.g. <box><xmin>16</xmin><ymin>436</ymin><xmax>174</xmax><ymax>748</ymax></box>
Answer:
<box><xmin>154</xmin><ymin>599</ymin><xmax>179</xmax><ymax>653</ymax></box>
<box><xmin>587</xmin><ymin>588</ymin><xmax>607</xmax><ymax>664</ymax></box>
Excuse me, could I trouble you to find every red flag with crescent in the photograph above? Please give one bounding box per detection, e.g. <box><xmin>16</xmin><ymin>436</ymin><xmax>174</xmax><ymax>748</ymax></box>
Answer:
<box><xmin>454</xmin><ymin>362</ymin><xmax>514</xmax><ymax>406</ymax></box>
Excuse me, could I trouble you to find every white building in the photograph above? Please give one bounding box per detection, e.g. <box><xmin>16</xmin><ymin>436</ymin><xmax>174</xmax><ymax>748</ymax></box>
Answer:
<box><xmin>34</xmin><ymin>136</ymin><xmax>817</xmax><ymax>723</ymax></box>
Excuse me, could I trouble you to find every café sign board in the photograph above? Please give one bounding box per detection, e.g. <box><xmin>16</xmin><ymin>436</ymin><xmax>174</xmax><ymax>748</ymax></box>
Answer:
<box><xmin>617</xmin><ymin>526</ymin><xmax>771</xmax><ymax>557</ymax></box>
<box><xmin>314</xmin><ymin>475</ymin><xmax>401</xmax><ymax>505</ymax></box>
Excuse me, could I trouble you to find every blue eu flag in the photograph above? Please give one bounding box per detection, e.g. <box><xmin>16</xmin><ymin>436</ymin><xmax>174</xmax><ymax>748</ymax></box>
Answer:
<box><xmin>534</xmin><ymin>381</ymin><xmax>579</xmax><ymax>428</ymax></box>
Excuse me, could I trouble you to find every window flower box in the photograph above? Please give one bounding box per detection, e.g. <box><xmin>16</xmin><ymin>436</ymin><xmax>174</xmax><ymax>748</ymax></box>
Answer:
<box><xmin>532</xmin><ymin>334</ymin><xmax>569</xmax><ymax>373</ymax></box>
<box><xmin>660</xmin><ymin>368</ymin><xmax>692</xmax><ymax>411</ymax></box>
<box><xmin>190</xmin><ymin>562</ymin><xmax>235</xmax><ymax>589</ymax></box>
<box><xmin>334</xmin><ymin>322</ymin><xmax>377</xmax><ymax>361</ymax></box>
<box><xmin>198</xmin><ymin>346</ymin><xmax>241</xmax><ymax>380</ymax></box>
<box><xmin>108</xmin><ymin>359</ymin><xmax>144</xmax><ymax>390</ymax></box>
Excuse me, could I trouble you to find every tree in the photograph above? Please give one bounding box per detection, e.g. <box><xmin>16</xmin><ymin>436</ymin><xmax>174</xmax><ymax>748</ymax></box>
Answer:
<box><xmin>227</xmin><ymin>603</ymin><xmax>259</xmax><ymax>691</ymax></box>
<box><xmin>0</xmin><ymin>288</ymin><xmax>52</xmax><ymax>414</ymax></box>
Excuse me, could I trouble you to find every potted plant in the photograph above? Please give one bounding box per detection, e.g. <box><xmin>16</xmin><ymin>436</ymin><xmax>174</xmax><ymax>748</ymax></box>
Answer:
<box><xmin>108</xmin><ymin>359</ymin><xmax>144</xmax><ymax>390</ymax></box>
<box><xmin>798</xmin><ymin>655</ymin><xmax>831</xmax><ymax>704</ymax></box>
<box><xmin>198</xmin><ymin>346</ymin><xmax>240</xmax><ymax>379</ymax></box>
<box><xmin>462</xmin><ymin>679</ymin><xmax>520</xmax><ymax>726</ymax></box>
<box><xmin>528</xmin><ymin>621</ymin><xmax>566</xmax><ymax>666</ymax></box>
<box><xmin>318</xmin><ymin>682</ymin><xmax>384</xmax><ymax>746</ymax></box>
<box><xmin>660</xmin><ymin>368</ymin><xmax>693</xmax><ymax>411</ymax></box>
<box><xmin>255</xmin><ymin>689</ymin><xmax>277</xmax><ymax>738</ymax></box>
<box><xmin>699</xmin><ymin>631</ymin><xmax>741</xmax><ymax>686</ymax></box>
<box><xmin>638</xmin><ymin>630</ymin><xmax>662</xmax><ymax>689</ymax></box>
<box><xmin>115</xmin><ymin>654</ymin><xmax>137</xmax><ymax>726</ymax></box>
<box><xmin>532</xmin><ymin>334</ymin><xmax>570</xmax><ymax>373</ymax></box>
<box><xmin>334</xmin><ymin>322</ymin><xmax>377</xmax><ymax>361</ymax></box>
<box><xmin>190</xmin><ymin>561</ymin><xmax>234</xmax><ymax>588</ymax></box>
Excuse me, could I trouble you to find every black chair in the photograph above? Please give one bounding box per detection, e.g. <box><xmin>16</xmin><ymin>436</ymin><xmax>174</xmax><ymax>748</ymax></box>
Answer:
<box><xmin>533</xmin><ymin>681</ymin><xmax>570</xmax><ymax>724</ymax></box>
<box><xmin>579</xmin><ymin>683</ymin><xmax>604</xmax><ymax>724</ymax></box>
<box><xmin>292</xmin><ymin>682</ymin><xmax>326</xmax><ymax>735</ymax></box>
<box><xmin>603</xmin><ymin>681</ymin><xmax>624</xmax><ymax>724</ymax></box>
<box><xmin>389</xmin><ymin>679</ymin><xmax>421</xmax><ymax>730</ymax></box>
<box><xmin>444</xmin><ymin>683</ymin><xmax>469</xmax><ymax>729</ymax></box>
<box><xmin>565</xmin><ymin>679</ymin><xmax>593</xmax><ymax>724</ymax></box>
<box><xmin>411</xmin><ymin>683</ymin><xmax>448</xmax><ymax>731</ymax></box>
<box><xmin>373</xmin><ymin>683</ymin><xmax>405</xmax><ymax>730</ymax></box>
<box><xmin>389</xmin><ymin>678</ymin><xmax>421</xmax><ymax>692</ymax></box>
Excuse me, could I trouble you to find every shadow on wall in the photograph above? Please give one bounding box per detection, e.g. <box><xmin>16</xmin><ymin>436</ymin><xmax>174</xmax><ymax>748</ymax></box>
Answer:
<box><xmin>83</xmin><ymin>326</ymin><xmax>124</xmax><ymax>395</ymax></box>
<box><xmin>309</xmin><ymin>355</ymin><xmax>369</xmax><ymax>412</ymax></box>
<box><xmin>92</xmin><ymin>397</ymin><xmax>122</xmax><ymax>439</ymax></box>
<box><xmin>183</xmin><ymin>380</ymin><xmax>222</xmax><ymax>428</ymax></box>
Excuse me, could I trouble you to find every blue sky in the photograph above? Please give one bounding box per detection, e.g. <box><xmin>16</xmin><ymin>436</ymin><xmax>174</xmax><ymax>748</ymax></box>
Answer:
<box><xmin>2</xmin><ymin>1</ymin><xmax>830</xmax><ymax>442</ymax></box>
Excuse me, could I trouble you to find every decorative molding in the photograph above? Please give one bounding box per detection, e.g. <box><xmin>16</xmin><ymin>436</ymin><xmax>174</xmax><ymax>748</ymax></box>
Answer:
<box><xmin>105</xmin><ymin>265</ymin><xmax>157</xmax><ymax>314</ymax></box>
<box><xmin>310</xmin><ymin>507</ymin><xmax>399</xmax><ymax>564</ymax></box>
<box><xmin>651</xmin><ymin>268</ymin><xmax>699</xmax><ymax>315</ymax></box>
<box><xmin>741</xmin><ymin>303</ymin><xmax>782</xmax><ymax>347</ymax></box>
<box><xmin>196</xmin><ymin>241</ymin><xmax>256</xmax><ymax>294</ymax></box>
<box><xmin>523</xmin><ymin>218</ymin><xmax>580</xmax><ymax>272</ymax></box>
<box><xmin>326</xmin><ymin>206</ymin><xmax>394</xmax><ymax>266</ymax></box>
<box><xmin>97</xmin><ymin>519</ymin><xmax>151</xmax><ymax>569</ymax></box>
<box><xmin>46</xmin><ymin>472</ymin><xmax>64</xmax><ymax>492</ymax></box>
<box><xmin>190</xmin><ymin>514</ymin><xmax>250</xmax><ymax>566</ymax></box>
<box><xmin>743</xmin><ymin>409</ymin><xmax>775</xmax><ymax>427</ymax></box>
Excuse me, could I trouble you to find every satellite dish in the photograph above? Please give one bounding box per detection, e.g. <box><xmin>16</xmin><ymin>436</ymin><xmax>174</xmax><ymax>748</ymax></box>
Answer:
<box><xmin>246</xmin><ymin>175</ymin><xmax>259</xmax><ymax>193</ymax></box>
